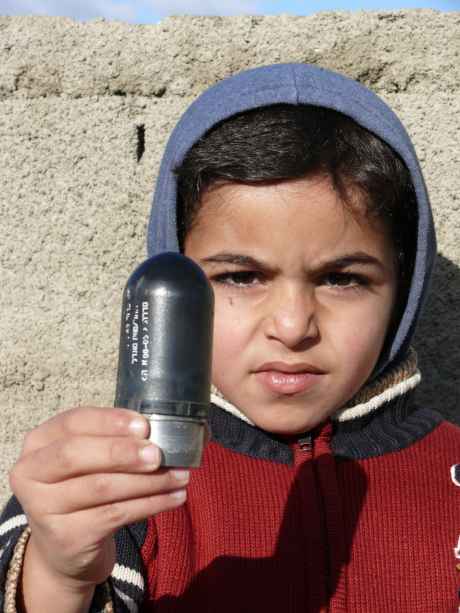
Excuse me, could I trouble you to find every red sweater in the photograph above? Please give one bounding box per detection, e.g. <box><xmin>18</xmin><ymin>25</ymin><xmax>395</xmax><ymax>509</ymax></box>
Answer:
<box><xmin>140</xmin><ymin>407</ymin><xmax>460</xmax><ymax>612</ymax></box>
<box><xmin>0</xmin><ymin>395</ymin><xmax>458</xmax><ymax>612</ymax></box>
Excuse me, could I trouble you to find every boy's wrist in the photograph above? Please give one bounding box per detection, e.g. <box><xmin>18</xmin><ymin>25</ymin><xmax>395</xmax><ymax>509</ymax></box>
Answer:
<box><xmin>19</xmin><ymin>534</ymin><xmax>96</xmax><ymax>613</ymax></box>
<box><xmin>25</xmin><ymin>534</ymin><xmax>98</xmax><ymax>592</ymax></box>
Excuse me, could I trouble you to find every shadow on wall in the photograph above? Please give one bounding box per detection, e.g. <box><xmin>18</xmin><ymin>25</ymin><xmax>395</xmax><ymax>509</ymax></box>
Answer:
<box><xmin>415</xmin><ymin>254</ymin><xmax>460</xmax><ymax>425</ymax></box>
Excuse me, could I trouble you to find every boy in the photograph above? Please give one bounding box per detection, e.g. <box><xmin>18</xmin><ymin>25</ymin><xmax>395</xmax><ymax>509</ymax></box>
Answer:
<box><xmin>1</xmin><ymin>63</ymin><xmax>459</xmax><ymax>612</ymax></box>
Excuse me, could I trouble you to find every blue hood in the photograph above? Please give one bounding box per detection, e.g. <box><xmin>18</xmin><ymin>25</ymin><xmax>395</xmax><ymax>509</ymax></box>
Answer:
<box><xmin>147</xmin><ymin>63</ymin><xmax>436</xmax><ymax>378</ymax></box>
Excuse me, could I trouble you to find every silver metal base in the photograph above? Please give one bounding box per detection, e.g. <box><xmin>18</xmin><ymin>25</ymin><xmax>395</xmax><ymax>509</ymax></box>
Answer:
<box><xmin>147</xmin><ymin>414</ymin><xmax>206</xmax><ymax>467</ymax></box>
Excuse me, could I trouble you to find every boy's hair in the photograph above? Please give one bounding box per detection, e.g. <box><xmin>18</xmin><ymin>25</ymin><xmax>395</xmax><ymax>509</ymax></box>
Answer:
<box><xmin>175</xmin><ymin>104</ymin><xmax>417</xmax><ymax>325</ymax></box>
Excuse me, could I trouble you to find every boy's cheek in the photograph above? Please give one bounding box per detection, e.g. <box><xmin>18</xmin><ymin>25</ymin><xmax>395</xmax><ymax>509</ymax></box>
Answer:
<box><xmin>210</xmin><ymin>332</ymin><xmax>243</xmax><ymax>385</ymax></box>
<box><xmin>339</xmin><ymin>296</ymin><xmax>393</xmax><ymax>346</ymax></box>
<box><xmin>212</xmin><ymin>322</ymin><xmax>242</xmax><ymax>361</ymax></box>
<box><xmin>336</xmin><ymin>322</ymin><xmax>387</xmax><ymax>391</ymax></box>
<box><xmin>340</xmin><ymin>322</ymin><xmax>385</xmax><ymax>361</ymax></box>
<box><xmin>212</xmin><ymin>302</ymin><xmax>254</xmax><ymax>357</ymax></box>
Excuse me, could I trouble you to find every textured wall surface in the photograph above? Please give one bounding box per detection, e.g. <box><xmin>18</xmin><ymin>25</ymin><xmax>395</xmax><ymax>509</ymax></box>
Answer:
<box><xmin>0</xmin><ymin>12</ymin><xmax>459</xmax><ymax>506</ymax></box>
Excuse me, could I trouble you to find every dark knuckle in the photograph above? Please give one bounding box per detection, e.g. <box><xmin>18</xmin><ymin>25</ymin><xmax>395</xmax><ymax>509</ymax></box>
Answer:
<box><xmin>101</xmin><ymin>503</ymin><xmax>126</xmax><ymax>527</ymax></box>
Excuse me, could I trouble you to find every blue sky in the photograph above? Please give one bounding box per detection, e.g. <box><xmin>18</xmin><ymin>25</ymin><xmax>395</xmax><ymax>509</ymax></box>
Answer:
<box><xmin>0</xmin><ymin>0</ymin><xmax>458</xmax><ymax>24</ymax></box>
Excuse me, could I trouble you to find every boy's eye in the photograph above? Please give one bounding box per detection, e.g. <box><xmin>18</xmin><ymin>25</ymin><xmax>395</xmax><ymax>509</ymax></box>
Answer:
<box><xmin>213</xmin><ymin>270</ymin><xmax>262</xmax><ymax>287</ymax></box>
<box><xmin>210</xmin><ymin>270</ymin><xmax>369</xmax><ymax>291</ymax></box>
<box><xmin>322</xmin><ymin>272</ymin><xmax>367</xmax><ymax>288</ymax></box>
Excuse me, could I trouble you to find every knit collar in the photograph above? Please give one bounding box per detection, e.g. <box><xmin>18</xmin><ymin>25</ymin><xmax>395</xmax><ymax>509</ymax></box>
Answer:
<box><xmin>332</xmin><ymin>347</ymin><xmax>420</xmax><ymax>422</ymax></box>
<box><xmin>208</xmin><ymin>349</ymin><xmax>442</xmax><ymax>461</ymax></box>
<box><xmin>211</xmin><ymin>348</ymin><xmax>420</xmax><ymax>427</ymax></box>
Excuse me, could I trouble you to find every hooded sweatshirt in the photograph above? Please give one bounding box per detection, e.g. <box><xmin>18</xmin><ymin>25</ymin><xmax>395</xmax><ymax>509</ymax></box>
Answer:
<box><xmin>0</xmin><ymin>63</ymin><xmax>459</xmax><ymax>613</ymax></box>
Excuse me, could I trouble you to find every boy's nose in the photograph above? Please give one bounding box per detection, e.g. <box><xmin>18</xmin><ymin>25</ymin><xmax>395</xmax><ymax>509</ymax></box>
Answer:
<box><xmin>263</xmin><ymin>286</ymin><xmax>319</xmax><ymax>349</ymax></box>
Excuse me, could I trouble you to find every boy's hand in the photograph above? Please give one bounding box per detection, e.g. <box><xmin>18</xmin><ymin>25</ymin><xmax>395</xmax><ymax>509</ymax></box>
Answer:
<box><xmin>8</xmin><ymin>407</ymin><xmax>189</xmax><ymax>590</ymax></box>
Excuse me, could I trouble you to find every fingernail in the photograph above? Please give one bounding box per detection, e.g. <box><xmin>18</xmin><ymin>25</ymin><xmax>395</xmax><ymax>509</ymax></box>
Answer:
<box><xmin>139</xmin><ymin>444</ymin><xmax>159</xmax><ymax>466</ymax></box>
<box><xmin>170</xmin><ymin>489</ymin><xmax>187</xmax><ymax>502</ymax></box>
<box><xmin>129</xmin><ymin>418</ymin><xmax>147</xmax><ymax>437</ymax></box>
<box><xmin>172</xmin><ymin>470</ymin><xmax>190</xmax><ymax>483</ymax></box>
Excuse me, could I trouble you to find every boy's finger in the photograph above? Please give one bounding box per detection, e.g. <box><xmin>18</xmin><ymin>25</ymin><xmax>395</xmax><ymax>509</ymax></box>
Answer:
<box><xmin>18</xmin><ymin>435</ymin><xmax>161</xmax><ymax>484</ymax></box>
<box><xmin>32</xmin><ymin>469</ymin><xmax>190</xmax><ymax>516</ymax></box>
<box><xmin>48</xmin><ymin>488</ymin><xmax>187</xmax><ymax>548</ymax></box>
<box><xmin>21</xmin><ymin>407</ymin><xmax>150</xmax><ymax>455</ymax></box>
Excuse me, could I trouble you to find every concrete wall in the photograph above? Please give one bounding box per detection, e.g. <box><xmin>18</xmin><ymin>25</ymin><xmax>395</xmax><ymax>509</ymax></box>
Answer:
<box><xmin>0</xmin><ymin>12</ymin><xmax>459</xmax><ymax>506</ymax></box>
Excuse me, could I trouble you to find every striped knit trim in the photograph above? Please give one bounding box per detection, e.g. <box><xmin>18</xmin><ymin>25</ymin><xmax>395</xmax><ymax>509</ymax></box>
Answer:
<box><xmin>111</xmin><ymin>562</ymin><xmax>145</xmax><ymax>591</ymax></box>
<box><xmin>113</xmin><ymin>585</ymin><xmax>138</xmax><ymax>613</ymax></box>
<box><xmin>0</xmin><ymin>514</ymin><xmax>28</xmax><ymax>537</ymax></box>
<box><xmin>332</xmin><ymin>348</ymin><xmax>420</xmax><ymax>422</ymax></box>
<box><xmin>332</xmin><ymin>371</ymin><xmax>421</xmax><ymax>422</ymax></box>
<box><xmin>211</xmin><ymin>385</ymin><xmax>255</xmax><ymax>425</ymax></box>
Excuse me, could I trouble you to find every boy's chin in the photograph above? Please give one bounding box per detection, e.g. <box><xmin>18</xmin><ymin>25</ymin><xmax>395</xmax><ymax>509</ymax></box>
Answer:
<box><xmin>244</xmin><ymin>407</ymin><xmax>327</xmax><ymax>437</ymax></box>
<box><xmin>212</xmin><ymin>385</ymin><xmax>337</xmax><ymax>436</ymax></box>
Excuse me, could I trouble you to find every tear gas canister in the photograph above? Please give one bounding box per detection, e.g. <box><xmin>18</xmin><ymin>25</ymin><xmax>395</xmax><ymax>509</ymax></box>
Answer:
<box><xmin>114</xmin><ymin>252</ymin><xmax>214</xmax><ymax>467</ymax></box>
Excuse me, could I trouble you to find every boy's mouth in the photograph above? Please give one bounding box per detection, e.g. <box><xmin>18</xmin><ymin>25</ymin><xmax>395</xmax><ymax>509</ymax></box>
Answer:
<box><xmin>253</xmin><ymin>362</ymin><xmax>325</xmax><ymax>395</ymax></box>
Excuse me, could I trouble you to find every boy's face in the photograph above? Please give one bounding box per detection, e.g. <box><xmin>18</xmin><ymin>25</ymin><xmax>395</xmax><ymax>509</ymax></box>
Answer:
<box><xmin>184</xmin><ymin>176</ymin><xmax>398</xmax><ymax>435</ymax></box>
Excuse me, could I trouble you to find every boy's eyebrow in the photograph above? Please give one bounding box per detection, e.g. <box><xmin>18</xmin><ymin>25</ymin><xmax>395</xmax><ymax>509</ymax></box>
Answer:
<box><xmin>201</xmin><ymin>253</ymin><xmax>265</xmax><ymax>268</ymax></box>
<box><xmin>200</xmin><ymin>251</ymin><xmax>385</xmax><ymax>270</ymax></box>
<box><xmin>317</xmin><ymin>252</ymin><xmax>386</xmax><ymax>271</ymax></box>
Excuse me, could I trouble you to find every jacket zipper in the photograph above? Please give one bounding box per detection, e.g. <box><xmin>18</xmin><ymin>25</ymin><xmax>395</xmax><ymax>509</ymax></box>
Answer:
<box><xmin>298</xmin><ymin>434</ymin><xmax>313</xmax><ymax>453</ymax></box>
<box><xmin>292</xmin><ymin>433</ymin><xmax>314</xmax><ymax>467</ymax></box>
